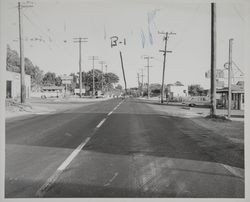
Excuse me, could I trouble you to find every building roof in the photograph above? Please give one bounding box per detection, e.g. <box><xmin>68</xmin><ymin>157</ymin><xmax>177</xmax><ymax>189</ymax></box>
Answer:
<box><xmin>167</xmin><ymin>81</ymin><xmax>184</xmax><ymax>87</ymax></box>
<box><xmin>216</xmin><ymin>85</ymin><xmax>244</xmax><ymax>94</ymax></box>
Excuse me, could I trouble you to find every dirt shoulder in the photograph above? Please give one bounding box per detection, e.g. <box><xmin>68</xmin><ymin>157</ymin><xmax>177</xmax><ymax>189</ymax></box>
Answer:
<box><xmin>5</xmin><ymin>97</ymin><xmax>112</xmax><ymax>120</ymax></box>
<box><xmin>141</xmin><ymin>98</ymin><xmax>244</xmax><ymax>144</ymax></box>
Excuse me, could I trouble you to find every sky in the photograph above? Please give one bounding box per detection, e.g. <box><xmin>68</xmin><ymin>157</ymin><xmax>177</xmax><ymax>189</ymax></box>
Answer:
<box><xmin>5</xmin><ymin>0</ymin><xmax>248</xmax><ymax>89</ymax></box>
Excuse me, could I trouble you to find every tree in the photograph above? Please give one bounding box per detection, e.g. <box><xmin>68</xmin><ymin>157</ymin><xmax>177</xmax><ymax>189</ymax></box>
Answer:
<box><xmin>55</xmin><ymin>76</ymin><xmax>62</xmax><ymax>86</ymax></box>
<box><xmin>6</xmin><ymin>45</ymin><xmax>44</xmax><ymax>90</ymax></box>
<box><xmin>84</xmin><ymin>70</ymin><xmax>119</xmax><ymax>92</ymax></box>
<box><xmin>6</xmin><ymin>45</ymin><xmax>20</xmax><ymax>70</ymax></box>
<box><xmin>115</xmin><ymin>84</ymin><xmax>123</xmax><ymax>90</ymax></box>
<box><xmin>188</xmin><ymin>84</ymin><xmax>205</xmax><ymax>96</ymax></box>
<box><xmin>42</xmin><ymin>72</ymin><xmax>56</xmax><ymax>86</ymax></box>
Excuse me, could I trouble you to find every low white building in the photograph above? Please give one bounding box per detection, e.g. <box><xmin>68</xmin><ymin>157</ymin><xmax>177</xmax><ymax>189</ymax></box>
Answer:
<box><xmin>6</xmin><ymin>70</ymin><xmax>31</xmax><ymax>99</ymax></box>
<box><xmin>166</xmin><ymin>81</ymin><xmax>188</xmax><ymax>100</ymax></box>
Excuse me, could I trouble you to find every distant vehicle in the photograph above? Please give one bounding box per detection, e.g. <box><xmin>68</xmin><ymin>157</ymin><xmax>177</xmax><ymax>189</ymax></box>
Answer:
<box><xmin>183</xmin><ymin>96</ymin><xmax>210</xmax><ymax>107</ymax></box>
<box><xmin>74</xmin><ymin>88</ymin><xmax>85</xmax><ymax>96</ymax></box>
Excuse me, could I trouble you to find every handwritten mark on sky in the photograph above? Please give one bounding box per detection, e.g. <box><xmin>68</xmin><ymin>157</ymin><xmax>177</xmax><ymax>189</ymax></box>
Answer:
<box><xmin>147</xmin><ymin>9</ymin><xmax>159</xmax><ymax>46</ymax></box>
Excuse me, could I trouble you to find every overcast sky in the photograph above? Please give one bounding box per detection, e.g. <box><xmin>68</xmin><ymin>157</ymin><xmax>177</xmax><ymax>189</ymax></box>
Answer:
<box><xmin>5</xmin><ymin>0</ymin><xmax>247</xmax><ymax>88</ymax></box>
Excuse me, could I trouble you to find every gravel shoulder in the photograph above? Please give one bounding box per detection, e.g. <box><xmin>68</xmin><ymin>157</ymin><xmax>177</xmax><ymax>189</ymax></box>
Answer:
<box><xmin>5</xmin><ymin>97</ymin><xmax>112</xmax><ymax>120</ymax></box>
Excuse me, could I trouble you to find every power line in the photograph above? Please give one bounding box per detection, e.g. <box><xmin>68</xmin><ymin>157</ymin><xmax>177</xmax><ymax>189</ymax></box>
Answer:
<box><xmin>25</xmin><ymin>9</ymin><xmax>76</xmax><ymax>60</ymax></box>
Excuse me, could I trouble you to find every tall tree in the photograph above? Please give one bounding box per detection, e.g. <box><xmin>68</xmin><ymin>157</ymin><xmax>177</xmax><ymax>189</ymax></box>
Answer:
<box><xmin>188</xmin><ymin>84</ymin><xmax>205</xmax><ymax>96</ymax></box>
<box><xmin>6</xmin><ymin>45</ymin><xmax>44</xmax><ymax>90</ymax></box>
<box><xmin>42</xmin><ymin>72</ymin><xmax>56</xmax><ymax>86</ymax></box>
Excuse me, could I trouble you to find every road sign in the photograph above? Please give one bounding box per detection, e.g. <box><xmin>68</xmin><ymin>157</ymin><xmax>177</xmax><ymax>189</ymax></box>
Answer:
<box><xmin>74</xmin><ymin>88</ymin><xmax>85</xmax><ymax>94</ymax></box>
<box><xmin>205</xmin><ymin>69</ymin><xmax>224</xmax><ymax>79</ymax></box>
<box><xmin>62</xmin><ymin>80</ymin><xmax>72</xmax><ymax>84</ymax></box>
<box><xmin>61</xmin><ymin>75</ymin><xmax>73</xmax><ymax>85</ymax></box>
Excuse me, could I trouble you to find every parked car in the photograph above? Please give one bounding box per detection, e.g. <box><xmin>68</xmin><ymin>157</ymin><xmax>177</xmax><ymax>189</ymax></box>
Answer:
<box><xmin>183</xmin><ymin>96</ymin><xmax>210</xmax><ymax>107</ymax></box>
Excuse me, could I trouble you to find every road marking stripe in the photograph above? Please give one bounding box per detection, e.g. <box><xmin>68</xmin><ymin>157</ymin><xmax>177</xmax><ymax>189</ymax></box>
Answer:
<box><xmin>221</xmin><ymin>164</ymin><xmax>244</xmax><ymax>179</ymax></box>
<box><xmin>96</xmin><ymin>118</ymin><xmax>106</xmax><ymax>128</ymax></box>
<box><xmin>107</xmin><ymin>111</ymin><xmax>113</xmax><ymax>116</ymax></box>
<box><xmin>36</xmin><ymin>137</ymin><xmax>91</xmax><ymax>197</ymax></box>
<box><xmin>36</xmin><ymin>99</ymin><xmax>125</xmax><ymax>197</ymax></box>
<box><xmin>104</xmin><ymin>172</ymin><xmax>119</xmax><ymax>186</ymax></box>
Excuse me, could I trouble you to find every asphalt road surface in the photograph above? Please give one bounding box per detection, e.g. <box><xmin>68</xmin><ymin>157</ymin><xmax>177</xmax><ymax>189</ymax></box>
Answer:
<box><xmin>5</xmin><ymin>98</ymin><xmax>244</xmax><ymax>198</ymax></box>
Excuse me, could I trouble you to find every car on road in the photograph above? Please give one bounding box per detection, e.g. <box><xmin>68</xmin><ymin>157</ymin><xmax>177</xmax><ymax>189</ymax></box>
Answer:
<box><xmin>183</xmin><ymin>96</ymin><xmax>210</xmax><ymax>107</ymax></box>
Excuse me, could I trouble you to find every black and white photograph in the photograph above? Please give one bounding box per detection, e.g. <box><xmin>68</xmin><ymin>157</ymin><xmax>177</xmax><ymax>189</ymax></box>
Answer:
<box><xmin>0</xmin><ymin>0</ymin><xmax>249</xmax><ymax>200</ymax></box>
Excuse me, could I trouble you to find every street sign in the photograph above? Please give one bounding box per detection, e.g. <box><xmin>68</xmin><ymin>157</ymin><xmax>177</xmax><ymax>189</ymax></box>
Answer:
<box><xmin>74</xmin><ymin>88</ymin><xmax>85</xmax><ymax>94</ymax></box>
<box><xmin>61</xmin><ymin>75</ymin><xmax>73</xmax><ymax>85</ymax></box>
<box><xmin>205</xmin><ymin>69</ymin><xmax>224</xmax><ymax>79</ymax></box>
<box><xmin>62</xmin><ymin>80</ymin><xmax>71</xmax><ymax>84</ymax></box>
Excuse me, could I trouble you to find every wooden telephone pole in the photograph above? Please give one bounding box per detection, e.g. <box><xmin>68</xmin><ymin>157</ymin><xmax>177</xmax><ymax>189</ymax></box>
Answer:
<box><xmin>143</xmin><ymin>56</ymin><xmax>153</xmax><ymax>99</ymax></box>
<box><xmin>18</xmin><ymin>2</ymin><xmax>33</xmax><ymax>103</ymax></box>
<box><xmin>89</xmin><ymin>56</ymin><xmax>98</xmax><ymax>96</ymax></box>
<box><xmin>73</xmin><ymin>37</ymin><xmax>88</xmax><ymax>97</ymax></box>
<box><xmin>159</xmin><ymin>31</ymin><xmax>176</xmax><ymax>103</ymax></box>
<box><xmin>119</xmin><ymin>51</ymin><xmax>127</xmax><ymax>95</ymax></box>
<box><xmin>99</xmin><ymin>61</ymin><xmax>105</xmax><ymax>92</ymax></box>
<box><xmin>210</xmin><ymin>2</ymin><xmax>217</xmax><ymax>116</ymax></box>
<box><xmin>228</xmin><ymin>39</ymin><xmax>233</xmax><ymax>119</ymax></box>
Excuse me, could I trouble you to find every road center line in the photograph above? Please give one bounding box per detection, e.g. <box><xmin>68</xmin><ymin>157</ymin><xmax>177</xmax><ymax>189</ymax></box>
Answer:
<box><xmin>36</xmin><ymin>137</ymin><xmax>91</xmax><ymax>197</ymax></box>
<box><xmin>96</xmin><ymin>118</ymin><xmax>107</xmax><ymax>128</ymax></box>
<box><xmin>221</xmin><ymin>164</ymin><xmax>244</xmax><ymax>179</ymax></box>
<box><xmin>36</xmin><ymin>99</ymin><xmax>124</xmax><ymax>197</ymax></box>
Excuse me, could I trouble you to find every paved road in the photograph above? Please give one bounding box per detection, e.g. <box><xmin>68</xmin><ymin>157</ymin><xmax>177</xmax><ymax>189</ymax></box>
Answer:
<box><xmin>5</xmin><ymin>98</ymin><xmax>244</xmax><ymax>198</ymax></box>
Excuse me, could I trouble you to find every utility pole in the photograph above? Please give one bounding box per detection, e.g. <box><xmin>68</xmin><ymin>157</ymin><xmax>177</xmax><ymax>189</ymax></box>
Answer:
<box><xmin>105</xmin><ymin>64</ymin><xmax>108</xmax><ymax>74</ymax></box>
<box><xmin>137</xmin><ymin>73</ymin><xmax>140</xmax><ymax>97</ymax></box>
<box><xmin>18</xmin><ymin>2</ymin><xmax>33</xmax><ymax>103</ymax></box>
<box><xmin>105</xmin><ymin>64</ymin><xmax>108</xmax><ymax>92</ymax></box>
<box><xmin>89</xmin><ymin>56</ymin><xmax>98</xmax><ymax>96</ymax></box>
<box><xmin>210</xmin><ymin>2</ymin><xmax>217</xmax><ymax>116</ymax></box>
<box><xmin>119</xmin><ymin>51</ymin><xmax>127</xmax><ymax>94</ymax></box>
<box><xmin>140</xmin><ymin>68</ymin><xmax>144</xmax><ymax>96</ymax></box>
<box><xmin>228</xmin><ymin>39</ymin><xmax>233</xmax><ymax>119</ymax></box>
<box><xmin>144</xmin><ymin>56</ymin><xmax>153</xmax><ymax>99</ymax></box>
<box><xmin>159</xmin><ymin>31</ymin><xmax>175</xmax><ymax>103</ymax></box>
<box><xmin>73</xmin><ymin>37</ymin><xmax>88</xmax><ymax>98</ymax></box>
<box><xmin>99</xmin><ymin>61</ymin><xmax>105</xmax><ymax>92</ymax></box>
<box><xmin>137</xmin><ymin>73</ymin><xmax>140</xmax><ymax>90</ymax></box>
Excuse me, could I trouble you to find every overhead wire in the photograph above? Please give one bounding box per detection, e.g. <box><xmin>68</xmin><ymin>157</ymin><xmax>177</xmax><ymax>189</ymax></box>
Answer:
<box><xmin>25</xmin><ymin>8</ymin><xmax>76</xmax><ymax>60</ymax></box>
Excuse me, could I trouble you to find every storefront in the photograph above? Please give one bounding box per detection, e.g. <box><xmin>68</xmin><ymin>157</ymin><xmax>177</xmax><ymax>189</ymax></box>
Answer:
<box><xmin>6</xmin><ymin>71</ymin><xmax>31</xmax><ymax>99</ymax></box>
<box><xmin>216</xmin><ymin>85</ymin><xmax>244</xmax><ymax>110</ymax></box>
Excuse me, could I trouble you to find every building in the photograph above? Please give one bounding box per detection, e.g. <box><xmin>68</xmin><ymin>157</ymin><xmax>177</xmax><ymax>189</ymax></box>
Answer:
<box><xmin>6</xmin><ymin>70</ymin><xmax>31</xmax><ymax>99</ymax></box>
<box><xmin>216</xmin><ymin>81</ymin><xmax>244</xmax><ymax>110</ymax></box>
<box><xmin>166</xmin><ymin>81</ymin><xmax>188</xmax><ymax>100</ymax></box>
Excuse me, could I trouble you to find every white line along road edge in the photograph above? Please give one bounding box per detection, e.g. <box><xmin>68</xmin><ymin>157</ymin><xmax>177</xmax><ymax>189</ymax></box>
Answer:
<box><xmin>36</xmin><ymin>99</ymin><xmax>124</xmax><ymax>197</ymax></box>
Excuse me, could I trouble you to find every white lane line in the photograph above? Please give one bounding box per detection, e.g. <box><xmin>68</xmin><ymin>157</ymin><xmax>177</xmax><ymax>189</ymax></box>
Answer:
<box><xmin>107</xmin><ymin>100</ymin><xmax>123</xmax><ymax>117</ymax></box>
<box><xmin>221</xmin><ymin>164</ymin><xmax>244</xmax><ymax>179</ymax></box>
<box><xmin>104</xmin><ymin>172</ymin><xmax>119</xmax><ymax>186</ymax></box>
<box><xmin>36</xmin><ymin>137</ymin><xmax>91</xmax><ymax>197</ymax></box>
<box><xmin>96</xmin><ymin>118</ymin><xmax>107</xmax><ymax>128</ymax></box>
<box><xmin>107</xmin><ymin>111</ymin><xmax>114</xmax><ymax>116</ymax></box>
<box><xmin>36</xmin><ymin>99</ymin><xmax>125</xmax><ymax>197</ymax></box>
